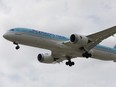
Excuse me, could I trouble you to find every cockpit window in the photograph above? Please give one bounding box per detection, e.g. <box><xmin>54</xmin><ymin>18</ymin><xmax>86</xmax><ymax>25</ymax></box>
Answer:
<box><xmin>10</xmin><ymin>29</ymin><xmax>15</xmax><ymax>31</ymax></box>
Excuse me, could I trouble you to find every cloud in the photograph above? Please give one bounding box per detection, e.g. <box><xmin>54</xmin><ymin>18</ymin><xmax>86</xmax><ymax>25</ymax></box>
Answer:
<box><xmin>1</xmin><ymin>0</ymin><xmax>116</xmax><ymax>87</ymax></box>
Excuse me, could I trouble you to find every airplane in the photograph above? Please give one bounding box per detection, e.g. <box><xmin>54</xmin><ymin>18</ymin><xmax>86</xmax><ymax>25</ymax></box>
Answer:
<box><xmin>3</xmin><ymin>26</ymin><xmax>116</xmax><ymax>67</ymax></box>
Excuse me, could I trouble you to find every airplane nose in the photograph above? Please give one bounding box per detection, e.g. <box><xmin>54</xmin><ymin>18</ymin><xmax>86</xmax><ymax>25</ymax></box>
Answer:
<box><xmin>3</xmin><ymin>33</ymin><xmax>8</xmax><ymax>39</ymax></box>
<box><xmin>3</xmin><ymin>33</ymin><xmax>6</xmax><ymax>38</ymax></box>
<box><xmin>3</xmin><ymin>32</ymin><xmax>15</xmax><ymax>41</ymax></box>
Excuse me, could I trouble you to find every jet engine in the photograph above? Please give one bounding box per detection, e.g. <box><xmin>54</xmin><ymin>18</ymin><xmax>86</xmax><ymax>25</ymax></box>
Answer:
<box><xmin>70</xmin><ymin>34</ymin><xmax>89</xmax><ymax>46</ymax></box>
<box><xmin>37</xmin><ymin>53</ymin><xmax>54</xmax><ymax>63</ymax></box>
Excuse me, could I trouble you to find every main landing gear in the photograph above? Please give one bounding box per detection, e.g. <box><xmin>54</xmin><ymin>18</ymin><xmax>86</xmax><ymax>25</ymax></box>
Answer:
<box><xmin>82</xmin><ymin>52</ymin><xmax>92</xmax><ymax>58</ymax></box>
<box><xmin>13</xmin><ymin>42</ymin><xmax>20</xmax><ymax>50</ymax></box>
<box><xmin>80</xmin><ymin>47</ymin><xmax>92</xmax><ymax>58</ymax></box>
<box><xmin>65</xmin><ymin>57</ymin><xmax>75</xmax><ymax>67</ymax></box>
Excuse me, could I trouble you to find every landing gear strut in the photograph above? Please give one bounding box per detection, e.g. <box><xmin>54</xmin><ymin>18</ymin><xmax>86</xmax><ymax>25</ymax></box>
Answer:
<box><xmin>65</xmin><ymin>57</ymin><xmax>75</xmax><ymax>67</ymax></box>
<box><xmin>13</xmin><ymin>42</ymin><xmax>20</xmax><ymax>50</ymax></box>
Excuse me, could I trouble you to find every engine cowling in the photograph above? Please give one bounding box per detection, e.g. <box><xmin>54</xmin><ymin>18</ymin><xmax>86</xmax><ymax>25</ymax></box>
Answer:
<box><xmin>37</xmin><ymin>53</ymin><xmax>54</xmax><ymax>63</ymax></box>
<box><xmin>70</xmin><ymin>34</ymin><xmax>89</xmax><ymax>46</ymax></box>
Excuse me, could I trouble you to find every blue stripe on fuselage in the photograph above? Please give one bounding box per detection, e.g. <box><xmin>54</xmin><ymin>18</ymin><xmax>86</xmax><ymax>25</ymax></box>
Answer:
<box><xmin>95</xmin><ymin>45</ymin><xmax>116</xmax><ymax>54</ymax></box>
<box><xmin>10</xmin><ymin>28</ymin><xmax>69</xmax><ymax>41</ymax></box>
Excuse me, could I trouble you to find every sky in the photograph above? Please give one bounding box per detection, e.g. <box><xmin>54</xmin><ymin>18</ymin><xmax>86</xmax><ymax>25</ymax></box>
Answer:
<box><xmin>1</xmin><ymin>0</ymin><xmax>116</xmax><ymax>87</ymax></box>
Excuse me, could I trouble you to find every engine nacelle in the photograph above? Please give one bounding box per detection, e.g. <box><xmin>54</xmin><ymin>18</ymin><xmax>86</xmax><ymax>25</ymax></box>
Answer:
<box><xmin>37</xmin><ymin>53</ymin><xmax>54</xmax><ymax>63</ymax></box>
<box><xmin>70</xmin><ymin>34</ymin><xmax>89</xmax><ymax>46</ymax></box>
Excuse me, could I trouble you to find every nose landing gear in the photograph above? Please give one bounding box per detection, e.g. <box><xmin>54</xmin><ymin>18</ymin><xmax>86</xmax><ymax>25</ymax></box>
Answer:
<box><xmin>13</xmin><ymin>42</ymin><xmax>20</xmax><ymax>50</ymax></box>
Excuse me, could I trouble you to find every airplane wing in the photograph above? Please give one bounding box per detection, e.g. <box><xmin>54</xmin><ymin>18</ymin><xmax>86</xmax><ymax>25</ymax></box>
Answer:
<box><xmin>86</xmin><ymin>26</ymin><xmax>116</xmax><ymax>50</ymax></box>
<box><xmin>63</xmin><ymin>26</ymin><xmax>116</xmax><ymax>51</ymax></box>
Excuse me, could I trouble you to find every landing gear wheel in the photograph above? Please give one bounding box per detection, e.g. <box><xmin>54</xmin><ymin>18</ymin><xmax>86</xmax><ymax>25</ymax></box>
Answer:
<box><xmin>71</xmin><ymin>62</ymin><xmax>75</xmax><ymax>65</ymax></box>
<box><xmin>66</xmin><ymin>62</ymin><xmax>69</xmax><ymax>65</ymax></box>
<box><xmin>82</xmin><ymin>52</ymin><xmax>92</xmax><ymax>58</ymax></box>
<box><xmin>69</xmin><ymin>63</ymin><xmax>72</xmax><ymax>67</ymax></box>
<box><xmin>13</xmin><ymin>42</ymin><xmax>20</xmax><ymax>50</ymax></box>
<box><xmin>16</xmin><ymin>45</ymin><xmax>20</xmax><ymax>50</ymax></box>
<box><xmin>65</xmin><ymin>61</ymin><xmax>75</xmax><ymax>67</ymax></box>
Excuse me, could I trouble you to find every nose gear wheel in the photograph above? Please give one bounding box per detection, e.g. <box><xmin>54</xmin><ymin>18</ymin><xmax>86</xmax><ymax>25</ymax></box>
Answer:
<box><xmin>13</xmin><ymin>42</ymin><xmax>20</xmax><ymax>50</ymax></box>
